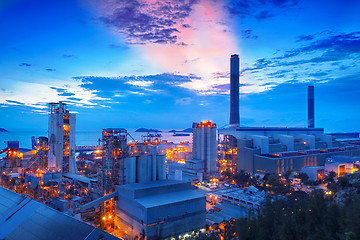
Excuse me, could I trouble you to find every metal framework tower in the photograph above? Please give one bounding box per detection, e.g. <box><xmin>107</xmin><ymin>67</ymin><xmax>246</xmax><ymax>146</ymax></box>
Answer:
<box><xmin>99</xmin><ymin>128</ymin><xmax>128</xmax><ymax>193</ymax></box>
<box><xmin>48</xmin><ymin>102</ymin><xmax>77</xmax><ymax>173</ymax></box>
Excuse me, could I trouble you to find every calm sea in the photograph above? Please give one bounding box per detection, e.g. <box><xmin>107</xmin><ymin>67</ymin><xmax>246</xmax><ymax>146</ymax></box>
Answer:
<box><xmin>0</xmin><ymin>128</ymin><xmax>192</xmax><ymax>150</ymax></box>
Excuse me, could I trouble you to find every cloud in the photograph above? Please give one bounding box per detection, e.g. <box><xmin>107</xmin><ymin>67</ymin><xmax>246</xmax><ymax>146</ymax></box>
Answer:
<box><xmin>241</xmin><ymin>29</ymin><xmax>258</xmax><ymax>39</ymax></box>
<box><xmin>175</xmin><ymin>97</ymin><xmax>192</xmax><ymax>105</ymax></box>
<box><xmin>76</xmin><ymin>73</ymin><xmax>194</xmax><ymax>99</ymax></box>
<box><xmin>297</xmin><ymin>34</ymin><xmax>315</xmax><ymax>42</ymax></box>
<box><xmin>227</xmin><ymin>0</ymin><xmax>299</xmax><ymax>19</ymax></box>
<box><xmin>87</xmin><ymin>0</ymin><xmax>238</xmax><ymax>92</ymax></box>
<box><xmin>0</xmin><ymin>79</ymin><xmax>107</xmax><ymax>111</ymax></box>
<box><xmin>59</xmin><ymin>92</ymin><xmax>75</xmax><ymax>97</ymax></box>
<box><xmin>6</xmin><ymin>100</ymin><xmax>24</xmax><ymax>105</ymax></box>
<box><xmin>19</xmin><ymin>63</ymin><xmax>31</xmax><ymax>67</ymax></box>
<box><xmin>62</xmin><ymin>54</ymin><xmax>77</xmax><ymax>58</ymax></box>
<box><xmin>94</xmin><ymin>0</ymin><xmax>198</xmax><ymax>44</ymax></box>
<box><xmin>234</xmin><ymin>31</ymin><xmax>360</xmax><ymax>96</ymax></box>
<box><xmin>109</xmin><ymin>43</ymin><xmax>129</xmax><ymax>49</ymax></box>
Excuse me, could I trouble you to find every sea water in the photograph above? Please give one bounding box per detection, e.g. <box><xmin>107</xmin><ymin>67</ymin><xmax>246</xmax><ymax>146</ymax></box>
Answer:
<box><xmin>0</xmin><ymin>128</ymin><xmax>192</xmax><ymax>150</ymax></box>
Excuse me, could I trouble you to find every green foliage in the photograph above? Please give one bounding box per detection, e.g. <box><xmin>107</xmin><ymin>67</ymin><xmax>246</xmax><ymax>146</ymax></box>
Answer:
<box><xmin>263</xmin><ymin>174</ymin><xmax>292</xmax><ymax>194</ymax></box>
<box><xmin>325</xmin><ymin>171</ymin><xmax>337</xmax><ymax>184</ymax></box>
<box><xmin>231</xmin><ymin>174</ymin><xmax>360</xmax><ymax>240</ymax></box>
<box><xmin>221</xmin><ymin>170</ymin><xmax>232</xmax><ymax>179</ymax></box>
<box><xmin>284</xmin><ymin>170</ymin><xmax>292</xmax><ymax>181</ymax></box>
<box><xmin>297</xmin><ymin>172</ymin><xmax>309</xmax><ymax>184</ymax></box>
<box><xmin>233</xmin><ymin>170</ymin><xmax>250</xmax><ymax>186</ymax></box>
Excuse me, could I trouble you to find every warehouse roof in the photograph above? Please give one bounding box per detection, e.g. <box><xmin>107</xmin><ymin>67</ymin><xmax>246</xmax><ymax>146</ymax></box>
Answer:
<box><xmin>135</xmin><ymin>189</ymin><xmax>204</xmax><ymax>208</ymax></box>
<box><xmin>0</xmin><ymin>186</ymin><xmax>120</xmax><ymax>240</ymax></box>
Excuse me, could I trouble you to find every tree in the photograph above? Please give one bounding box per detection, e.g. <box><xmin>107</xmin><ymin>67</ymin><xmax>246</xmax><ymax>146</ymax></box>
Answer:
<box><xmin>284</xmin><ymin>170</ymin><xmax>292</xmax><ymax>182</ymax></box>
<box><xmin>298</xmin><ymin>173</ymin><xmax>309</xmax><ymax>184</ymax></box>
<box><xmin>337</xmin><ymin>176</ymin><xmax>349</xmax><ymax>189</ymax></box>
<box><xmin>221</xmin><ymin>170</ymin><xmax>232</xmax><ymax>179</ymax></box>
<box><xmin>234</xmin><ymin>170</ymin><xmax>250</xmax><ymax>186</ymax></box>
<box><xmin>325</xmin><ymin>171</ymin><xmax>337</xmax><ymax>183</ymax></box>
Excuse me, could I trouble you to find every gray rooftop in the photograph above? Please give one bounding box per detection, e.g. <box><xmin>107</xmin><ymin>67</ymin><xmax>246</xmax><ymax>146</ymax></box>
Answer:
<box><xmin>118</xmin><ymin>180</ymin><xmax>183</xmax><ymax>190</ymax></box>
<box><xmin>135</xmin><ymin>189</ymin><xmax>204</xmax><ymax>208</ymax></box>
<box><xmin>0</xmin><ymin>186</ymin><xmax>120</xmax><ymax>240</ymax></box>
<box><xmin>117</xmin><ymin>180</ymin><xmax>205</xmax><ymax>208</ymax></box>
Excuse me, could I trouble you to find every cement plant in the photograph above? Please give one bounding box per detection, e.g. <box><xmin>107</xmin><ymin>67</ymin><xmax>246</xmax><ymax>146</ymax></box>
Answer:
<box><xmin>1</xmin><ymin>55</ymin><xmax>360</xmax><ymax>240</ymax></box>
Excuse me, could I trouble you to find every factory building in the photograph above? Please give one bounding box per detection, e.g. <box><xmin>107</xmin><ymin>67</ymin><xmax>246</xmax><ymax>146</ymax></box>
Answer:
<box><xmin>2</xmin><ymin>141</ymin><xmax>22</xmax><ymax>173</ymax></box>
<box><xmin>220</xmin><ymin>127</ymin><xmax>360</xmax><ymax>174</ymax></box>
<box><xmin>115</xmin><ymin>180</ymin><xmax>206</xmax><ymax>240</ymax></box>
<box><xmin>219</xmin><ymin>54</ymin><xmax>360</xmax><ymax>175</ymax></box>
<box><xmin>0</xmin><ymin>186</ymin><xmax>119</xmax><ymax>240</ymax></box>
<box><xmin>192</xmin><ymin>121</ymin><xmax>217</xmax><ymax>173</ymax></box>
<box><xmin>324</xmin><ymin>155</ymin><xmax>360</xmax><ymax>177</ymax></box>
<box><xmin>99</xmin><ymin>128</ymin><xmax>166</xmax><ymax>193</ymax></box>
<box><xmin>48</xmin><ymin>102</ymin><xmax>77</xmax><ymax>174</ymax></box>
<box><xmin>301</xmin><ymin>166</ymin><xmax>324</xmax><ymax>181</ymax></box>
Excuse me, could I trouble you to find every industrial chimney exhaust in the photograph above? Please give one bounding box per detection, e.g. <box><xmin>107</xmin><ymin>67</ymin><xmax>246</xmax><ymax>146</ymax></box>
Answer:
<box><xmin>230</xmin><ymin>54</ymin><xmax>240</xmax><ymax>127</ymax></box>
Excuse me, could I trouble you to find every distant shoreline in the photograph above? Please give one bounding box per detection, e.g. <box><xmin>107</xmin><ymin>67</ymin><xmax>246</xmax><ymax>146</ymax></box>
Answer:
<box><xmin>0</xmin><ymin>128</ymin><xmax>8</xmax><ymax>132</ymax></box>
<box><xmin>135</xmin><ymin>128</ymin><xmax>162</xmax><ymax>132</ymax></box>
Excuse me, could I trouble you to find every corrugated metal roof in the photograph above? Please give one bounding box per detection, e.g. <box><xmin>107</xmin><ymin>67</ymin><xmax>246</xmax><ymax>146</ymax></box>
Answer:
<box><xmin>0</xmin><ymin>187</ymin><xmax>120</xmax><ymax>240</ymax></box>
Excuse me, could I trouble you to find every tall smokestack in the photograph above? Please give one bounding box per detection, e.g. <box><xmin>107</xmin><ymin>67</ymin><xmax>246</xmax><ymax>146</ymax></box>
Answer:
<box><xmin>308</xmin><ymin>86</ymin><xmax>314</xmax><ymax>128</ymax></box>
<box><xmin>230</xmin><ymin>54</ymin><xmax>240</xmax><ymax>126</ymax></box>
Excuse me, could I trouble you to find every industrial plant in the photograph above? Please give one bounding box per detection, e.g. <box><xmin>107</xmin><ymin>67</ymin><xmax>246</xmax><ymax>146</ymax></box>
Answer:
<box><xmin>0</xmin><ymin>54</ymin><xmax>359</xmax><ymax>239</ymax></box>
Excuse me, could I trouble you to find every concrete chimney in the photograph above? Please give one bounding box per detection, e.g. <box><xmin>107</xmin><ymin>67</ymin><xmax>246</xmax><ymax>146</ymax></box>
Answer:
<box><xmin>308</xmin><ymin>86</ymin><xmax>314</xmax><ymax>128</ymax></box>
<box><xmin>230</xmin><ymin>54</ymin><xmax>240</xmax><ymax>126</ymax></box>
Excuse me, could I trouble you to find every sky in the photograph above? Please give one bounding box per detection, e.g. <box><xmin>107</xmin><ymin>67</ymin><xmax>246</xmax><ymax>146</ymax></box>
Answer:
<box><xmin>0</xmin><ymin>0</ymin><xmax>360</xmax><ymax>132</ymax></box>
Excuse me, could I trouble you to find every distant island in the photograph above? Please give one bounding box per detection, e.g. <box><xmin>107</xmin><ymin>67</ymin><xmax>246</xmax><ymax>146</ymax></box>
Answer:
<box><xmin>168</xmin><ymin>128</ymin><xmax>192</xmax><ymax>133</ymax></box>
<box><xmin>0</xmin><ymin>128</ymin><xmax>8</xmax><ymax>132</ymax></box>
<box><xmin>135</xmin><ymin>128</ymin><xmax>161</xmax><ymax>133</ymax></box>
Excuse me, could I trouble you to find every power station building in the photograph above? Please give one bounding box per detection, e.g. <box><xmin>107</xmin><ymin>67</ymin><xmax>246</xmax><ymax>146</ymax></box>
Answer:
<box><xmin>48</xmin><ymin>102</ymin><xmax>77</xmax><ymax>174</ymax></box>
<box><xmin>115</xmin><ymin>180</ymin><xmax>206</xmax><ymax>240</ymax></box>
<box><xmin>219</xmin><ymin>127</ymin><xmax>360</xmax><ymax>174</ymax></box>
<box><xmin>99</xmin><ymin>128</ymin><xmax>166</xmax><ymax>192</ymax></box>
<box><xmin>219</xmin><ymin>54</ymin><xmax>360</xmax><ymax>175</ymax></box>
<box><xmin>192</xmin><ymin>121</ymin><xmax>217</xmax><ymax>173</ymax></box>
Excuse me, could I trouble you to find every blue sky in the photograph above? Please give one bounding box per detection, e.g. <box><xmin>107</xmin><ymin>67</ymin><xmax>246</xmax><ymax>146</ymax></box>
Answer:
<box><xmin>0</xmin><ymin>0</ymin><xmax>359</xmax><ymax>132</ymax></box>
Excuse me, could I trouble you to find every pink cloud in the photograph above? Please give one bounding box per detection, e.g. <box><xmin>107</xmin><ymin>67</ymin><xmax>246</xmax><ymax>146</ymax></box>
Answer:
<box><xmin>86</xmin><ymin>0</ymin><xmax>240</xmax><ymax>92</ymax></box>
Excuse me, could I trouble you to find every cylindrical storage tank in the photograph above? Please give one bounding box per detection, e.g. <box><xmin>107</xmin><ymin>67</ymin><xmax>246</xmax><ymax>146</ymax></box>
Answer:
<box><xmin>206</xmin><ymin>127</ymin><xmax>211</xmax><ymax>173</ymax></box>
<box><xmin>210</xmin><ymin>127</ymin><xmax>217</xmax><ymax>172</ymax></box>
<box><xmin>151</xmin><ymin>146</ymin><xmax>157</xmax><ymax>181</ymax></box>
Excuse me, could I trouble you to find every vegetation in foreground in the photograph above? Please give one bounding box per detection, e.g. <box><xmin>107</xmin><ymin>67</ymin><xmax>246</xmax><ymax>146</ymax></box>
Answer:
<box><xmin>187</xmin><ymin>173</ymin><xmax>360</xmax><ymax>240</ymax></box>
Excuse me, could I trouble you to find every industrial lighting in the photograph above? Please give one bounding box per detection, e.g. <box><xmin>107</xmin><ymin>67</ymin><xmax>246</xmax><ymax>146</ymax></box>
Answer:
<box><xmin>102</xmin><ymin>216</ymin><xmax>106</xmax><ymax>220</ymax></box>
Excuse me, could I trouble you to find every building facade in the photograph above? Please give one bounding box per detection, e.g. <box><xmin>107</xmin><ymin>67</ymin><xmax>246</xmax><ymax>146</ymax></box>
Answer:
<box><xmin>219</xmin><ymin>127</ymin><xmax>360</xmax><ymax>174</ymax></box>
<box><xmin>48</xmin><ymin>102</ymin><xmax>77</xmax><ymax>174</ymax></box>
<box><xmin>192</xmin><ymin>121</ymin><xmax>217</xmax><ymax>173</ymax></box>
<box><xmin>115</xmin><ymin>180</ymin><xmax>206</xmax><ymax>240</ymax></box>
